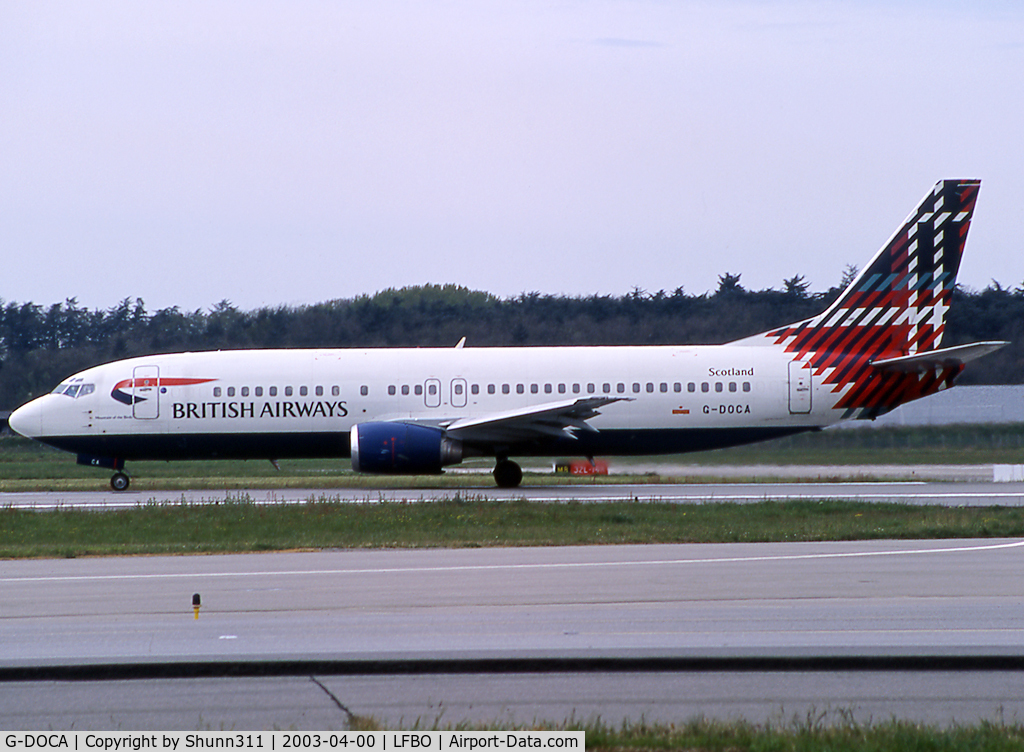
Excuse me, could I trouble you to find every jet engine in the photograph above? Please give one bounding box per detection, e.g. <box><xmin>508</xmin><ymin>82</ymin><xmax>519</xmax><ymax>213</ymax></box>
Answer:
<box><xmin>350</xmin><ymin>422</ymin><xmax>463</xmax><ymax>474</ymax></box>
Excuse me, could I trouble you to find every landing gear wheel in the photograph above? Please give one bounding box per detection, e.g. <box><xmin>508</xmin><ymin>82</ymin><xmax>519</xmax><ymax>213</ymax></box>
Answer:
<box><xmin>110</xmin><ymin>472</ymin><xmax>130</xmax><ymax>492</ymax></box>
<box><xmin>493</xmin><ymin>459</ymin><xmax>523</xmax><ymax>489</ymax></box>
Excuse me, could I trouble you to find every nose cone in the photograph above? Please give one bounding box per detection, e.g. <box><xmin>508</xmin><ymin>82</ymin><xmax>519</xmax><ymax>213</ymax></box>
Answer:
<box><xmin>8</xmin><ymin>397</ymin><xmax>44</xmax><ymax>439</ymax></box>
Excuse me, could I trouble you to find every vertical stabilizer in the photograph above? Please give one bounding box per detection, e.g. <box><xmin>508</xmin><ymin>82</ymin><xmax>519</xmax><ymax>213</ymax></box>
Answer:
<box><xmin>734</xmin><ymin>179</ymin><xmax>982</xmax><ymax>418</ymax></box>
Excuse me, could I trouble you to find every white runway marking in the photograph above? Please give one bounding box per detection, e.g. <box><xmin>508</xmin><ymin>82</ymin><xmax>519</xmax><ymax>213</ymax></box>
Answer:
<box><xmin>3</xmin><ymin>539</ymin><xmax>1022</xmax><ymax>584</ymax></box>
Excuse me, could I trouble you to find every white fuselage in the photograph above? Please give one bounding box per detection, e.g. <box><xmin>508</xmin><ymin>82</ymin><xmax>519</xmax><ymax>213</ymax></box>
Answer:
<box><xmin>10</xmin><ymin>345</ymin><xmax>838</xmax><ymax>462</ymax></box>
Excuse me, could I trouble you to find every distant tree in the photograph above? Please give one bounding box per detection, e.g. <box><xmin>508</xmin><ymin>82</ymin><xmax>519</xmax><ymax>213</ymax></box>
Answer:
<box><xmin>783</xmin><ymin>275</ymin><xmax>810</xmax><ymax>298</ymax></box>
<box><xmin>716</xmin><ymin>273</ymin><xmax>744</xmax><ymax>295</ymax></box>
<box><xmin>838</xmin><ymin>264</ymin><xmax>859</xmax><ymax>289</ymax></box>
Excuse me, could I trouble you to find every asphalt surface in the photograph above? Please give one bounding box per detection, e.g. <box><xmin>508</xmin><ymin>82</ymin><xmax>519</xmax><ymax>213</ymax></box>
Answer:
<box><xmin>2</xmin><ymin>539</ymin><xmax>1024</xmax><ymax>728</ymax></box>
<box><xmin>5</xmin><ymin>479</ymin><xmax>1024</xmax><ymax>509</ymax></box>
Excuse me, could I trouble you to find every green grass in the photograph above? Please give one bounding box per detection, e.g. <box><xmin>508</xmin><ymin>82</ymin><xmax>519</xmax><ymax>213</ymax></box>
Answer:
<box><xmin>2</xmin><ymin>497</ymin><xmax>1023</xmax><ymax>558</ymax></box>
<box><xmin>699</xmin><ymin>423</ymin><xmax>1024</xmax><ymax>466</ymax></box>
<box><xmin>345</xmin><ymin>715</ymin><xmax>1024</xmax><ymax>751</ymax></box>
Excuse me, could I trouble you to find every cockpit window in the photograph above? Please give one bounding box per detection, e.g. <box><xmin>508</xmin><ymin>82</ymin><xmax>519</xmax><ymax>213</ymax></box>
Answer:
<box><xmin>51</xmin><ymin>382</ymin><xmax>95</xmax><ymax>398</ymax></box>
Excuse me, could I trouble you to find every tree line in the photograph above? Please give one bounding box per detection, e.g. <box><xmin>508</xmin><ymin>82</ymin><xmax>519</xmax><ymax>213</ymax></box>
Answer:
<box><xmin>2</xmin><ymin>273</ymin><xmax>1022</xmax><ymax>409</ymax></box>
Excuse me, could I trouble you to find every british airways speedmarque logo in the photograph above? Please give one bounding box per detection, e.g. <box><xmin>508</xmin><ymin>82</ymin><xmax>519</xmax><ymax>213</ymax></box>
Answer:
<box><xmin>110</xmin><ymin>378</ymin><xmax>216</xmax><ymax>405</ymax></box>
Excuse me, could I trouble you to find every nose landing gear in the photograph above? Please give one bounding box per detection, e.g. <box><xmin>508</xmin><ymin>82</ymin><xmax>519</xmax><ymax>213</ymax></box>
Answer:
<box><xmin>110</xmin><ymin>471</ymin><xmax>131</xmax><ymax>492</ymax></box>
<box><xmin>76</xmin><ymin>454</ymin><xmax>131</xmax><ymax>492</ymax></box>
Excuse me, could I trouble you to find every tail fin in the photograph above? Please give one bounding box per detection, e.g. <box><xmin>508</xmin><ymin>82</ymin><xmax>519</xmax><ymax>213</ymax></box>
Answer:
<box><xmin>736</xmin><ymin>179</ymin><xmax>992</xmax><ymax>418</ymax></box>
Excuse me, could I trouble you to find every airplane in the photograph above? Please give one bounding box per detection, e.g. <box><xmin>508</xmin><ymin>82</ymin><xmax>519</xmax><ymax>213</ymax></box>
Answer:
<box><xmin>8</xmin><ymin>179</ymin><xmax>1008</xmax><ymax>491</ymax></box>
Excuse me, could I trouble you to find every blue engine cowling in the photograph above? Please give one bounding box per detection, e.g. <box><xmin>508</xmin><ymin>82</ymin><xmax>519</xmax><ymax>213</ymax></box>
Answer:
<box><xmin>350</xmin><ymin>422</ymin><xmax>463</xmax><ymax>474</ymax></box>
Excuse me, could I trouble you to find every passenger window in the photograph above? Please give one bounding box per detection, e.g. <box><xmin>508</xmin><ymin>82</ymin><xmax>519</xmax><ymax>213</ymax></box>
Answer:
<box><xmin>488</xmin><ymin>384</ymin><xmax>496</xmax><ymax>395</ymax></box>
<box><xmin>214</xmin><ymin>387</ymin><xmax>222</xmax><ymax>398</ymax></box>
<box><xmin>674</xmin><ymin>383</ymin><xmax>683</xmax><ymax>393</ymax></box>
<box><xmin>743</xmin><ymin>382</ymin><xmax>751</xmax><ymax>392</ymax></box>
<box><xmin>502</xmin><ymin>384</ymin><xmax>510</xmax><ymax>394</ymax></box>
<box><xmin>415</xmin><ymin>385</ymin><xmax>423</xmax><ymax>395</ymax></box>
<box><xmin>544</xmin><ymin>384</ymin><xmax>552</xmax><ymax>394</ymax></box>
<box><xmin>402</xmin><ymin>385</ymin><xmax>410</xmax><ymax>395</ymax></box>
<box><xmin>729</xmin><ymin>382</ymin><xmax>737</xmax><ymax>392</ymax></box>
<box><xmin>241</xmin><ymin>387</ymin><xmax>249</xmax><ymax>397</ymax></box>
<box><xmin>361</xmin><ymin>385</ymin><xmax>370</xmax><ymax>396</ymax></box>
<box><xmin>332</xmin><ymin>386</ymin><xmax>340</xmax><ymax>397</ymax></box>
<box><xmin>316</xmin><ymin>386</ymin><xmax>324</xmax><ymax>396</ymax></box>
<box><xmin>632</xmin><ymin>383</ymin><xmax>641</xmax><ymax>393</ymax></box>
<box><xmin>428</xmin><ymin>384</ymin><xmax>436</xmax><ymax>395</ymax></box>
<box><xmin>256</xmin><ymin>387</ymin><xmax>263</xmax><ymax>397</ymax></box>
<box><xmin>715</xmin><ymin>382</ymin><xmax>723</xmax><ymax>393</ymax></box>
<box><xmin>573</xmin><ymin>384</ymin><xmax>581</xmax><ymax>394</ymax></box>
<box><xmin>688</xmin><ymin>383</ymin><xmax>696</xmax><ymax>393</ymax></box>
<box><xmin>659</xmin><ymin>383</ymin><xmax>667</xmax><ymax>393</ymax></box>
<box><xmin>228</xmin><ymin>387</ymin><xmax>236</xmax><ymax>397</ymax></box>
<box><xmin>602</xmin><ymin>383</ymin><xmax>610</xmax><ymax>394</ymax></box>
<box><xmin>471</xmin><ymin>384</ymin><xmax>479</xmax><ymax>395</ymax></box>
<box><xmin>454</xmin><ymin>383</ymin><xmax>463</xmax><ymax>395</ymax></box>
<box><xmin>517</xmin><ymin>384</ymin><xmax>525</xmax><ymax>394</ymax></box>
<box><xmin>285</xmin><ymin>386</ymin><xmax>293</xmax><ymax>396</ymax></box>
<box><xmin>530</xmin><ymin>384</ymin><xmax>538</xmax><ymax>394</ymax></box>
<box><xmin>617</xmin><ymin>383</ymin><xmax>625</xmax><ymax>393</ymax></box>
<box><xmin>300</xmin><ymin>386</ymin><xmax>308</xmax><ymax>396</ymax></box>
<box><xmin>388</xmin><ymin>385</ymin><xmax>396</xmax><ymax>396</ymax></box>
<box><xmin>701</xmin><ymin>383</ymin><xmax>709</xmax><ymax>393</ymax></box>
<box><xmin>558</xmin><ymin>384</ymin><xmax>566</xmax><ymax>394</ymax></box>
<box><xmin>270</xmin><ymin>386</ymin><xmax>278</xmax><ymax>397</ymax></box>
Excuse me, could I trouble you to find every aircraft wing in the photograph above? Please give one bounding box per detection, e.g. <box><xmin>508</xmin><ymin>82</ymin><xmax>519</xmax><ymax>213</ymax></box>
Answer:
<box><xmin>870</xmin><ymin>341</ymin><xmax>1009</xmax><ymax>373</ymax></box>
<box><xmin>440</xmin><ymin>396</ymin><xmax>630</xmax><ymax>444</ymax></box>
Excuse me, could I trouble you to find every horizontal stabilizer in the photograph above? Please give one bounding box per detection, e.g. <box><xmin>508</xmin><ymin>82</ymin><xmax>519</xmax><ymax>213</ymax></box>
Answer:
<box><xmin>870</xmin><ymin>341</ymin><xmax>1008</xmax><ymax>373</ymax></box>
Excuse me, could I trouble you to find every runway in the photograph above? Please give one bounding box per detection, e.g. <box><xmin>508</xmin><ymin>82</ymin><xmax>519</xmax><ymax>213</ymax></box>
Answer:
<box><xmin>2</xmin><ymin>539</ymin><xmax>1024</xmax><ymax>728</ymax></box>
<box><xmin>5</xmin><ymin>479</ymin><xmax>1024</xmax><ymax>509</ymax></box>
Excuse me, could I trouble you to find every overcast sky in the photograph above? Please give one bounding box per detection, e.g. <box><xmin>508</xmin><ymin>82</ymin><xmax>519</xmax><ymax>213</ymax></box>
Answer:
<box><xmin>3</xmin><ymin>1</ymin><xmax>1022</xmax><ymax>313</ymax></box>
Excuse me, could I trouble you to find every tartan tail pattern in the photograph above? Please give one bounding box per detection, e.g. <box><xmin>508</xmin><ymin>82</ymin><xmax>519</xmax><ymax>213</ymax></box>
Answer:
<box><xmin>763</xmin><ymin>179</ymin><xmax>981</xmax><ymax>419</ymax></box>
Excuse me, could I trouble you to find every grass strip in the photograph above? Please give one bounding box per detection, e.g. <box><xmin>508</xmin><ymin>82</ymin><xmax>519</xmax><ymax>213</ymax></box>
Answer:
<box><xmin>2</xmin><ymin>497</ymin><xmax>1024</xmax><ymax>558</ymax></box>
<box><xmin>345</xmin><ymin>715</ymin><xmax>1024</xmax><ymax>751</ymax></box>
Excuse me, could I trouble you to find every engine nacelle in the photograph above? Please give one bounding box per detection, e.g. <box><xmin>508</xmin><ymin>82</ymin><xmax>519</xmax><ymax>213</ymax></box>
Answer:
<box><xmin>350</xmin><ymin>422</ymin><xmax>463</xmax><ymax>474</ymax></box>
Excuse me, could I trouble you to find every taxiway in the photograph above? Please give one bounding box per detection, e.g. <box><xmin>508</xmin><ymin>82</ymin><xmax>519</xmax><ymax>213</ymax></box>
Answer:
<box><xmin>2</xmin><ymin>539</ymin><xmax>1024</xmax><ymax>728</ymax></box>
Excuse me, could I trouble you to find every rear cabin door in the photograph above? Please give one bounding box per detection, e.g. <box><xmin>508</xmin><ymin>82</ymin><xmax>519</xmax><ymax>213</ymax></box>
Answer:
<box><xmin>788</xmin><ymin>360</ymin><xmax>812</xmax><ymax>414</ymax></box>
<box><xmin>132</xmin><ymin>365</ymin><xmax>160</xmax><ymax>419</ymax></box>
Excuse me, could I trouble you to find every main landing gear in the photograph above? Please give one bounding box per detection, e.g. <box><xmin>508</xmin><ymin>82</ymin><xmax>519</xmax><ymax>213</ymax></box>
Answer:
<box><xmin>493</xmin><ymin>459</ymin><xmax>523</xmax><ymax>488</ymax></box>
<box><xmin>110</xmin><ymin>471</ymin><xmax>131</xmax><ymax>492</ymax></box>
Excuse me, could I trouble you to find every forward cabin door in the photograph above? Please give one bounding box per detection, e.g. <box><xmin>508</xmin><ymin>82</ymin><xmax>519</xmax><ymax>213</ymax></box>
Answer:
<box><xmin>788</xmin><ymin>360</ymin><xmax>812</xmax><ymax>414</ymax></box>
<box><xmin>132</xmin><ymin>365</ymin><xmax>160</xmax><ymax>419</ymax></box>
